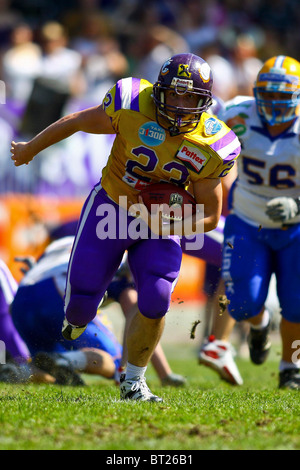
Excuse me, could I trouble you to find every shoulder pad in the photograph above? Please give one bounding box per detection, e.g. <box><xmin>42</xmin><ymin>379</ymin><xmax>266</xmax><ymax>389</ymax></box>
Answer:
<box><xmin>209</xmin><ymin>128</ymin><xmax>241</xmax><ymax>163</ymax></box>
<box><xmin>103</xmin><ymin>78</ymin><xmax>152</xmax><ymax>114</ymax></box>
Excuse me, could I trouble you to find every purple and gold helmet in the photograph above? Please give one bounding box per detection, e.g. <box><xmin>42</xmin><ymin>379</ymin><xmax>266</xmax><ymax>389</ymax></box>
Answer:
<box><xmin>153</xmin><ymin>53</ymin><xmax>213</xmax><ymax>135</ymax></box>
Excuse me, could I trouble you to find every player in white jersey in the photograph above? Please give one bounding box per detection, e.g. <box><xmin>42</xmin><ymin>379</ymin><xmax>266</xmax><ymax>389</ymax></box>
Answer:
<box><xmin>11</xmin><ymin>53</ymin><xmax>240</xmax><ymax>401</ymax></box>
<box><xmin>219</xmin><ymin>55</ymin><xmax>300</xmax><ymax>389</ymax></box>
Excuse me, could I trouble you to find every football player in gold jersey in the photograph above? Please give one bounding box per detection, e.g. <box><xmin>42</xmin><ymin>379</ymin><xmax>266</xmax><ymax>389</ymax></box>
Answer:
<box><xmin>11</xmin><ymin>53</ymin><xmax>240</xmax><ymax>401</ymax></box>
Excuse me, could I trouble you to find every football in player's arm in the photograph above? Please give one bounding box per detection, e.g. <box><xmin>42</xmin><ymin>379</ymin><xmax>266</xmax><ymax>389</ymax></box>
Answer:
<box><xmin>11</xmin><ymin>53</ymin><xmax>240</xmax><ymax>401</ymax></box>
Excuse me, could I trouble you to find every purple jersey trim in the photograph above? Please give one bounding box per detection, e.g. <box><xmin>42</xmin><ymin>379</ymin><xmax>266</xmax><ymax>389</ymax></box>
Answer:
<box><xmin>114</xmin><ymin>80</ymin><xmax>122</xmax><ymax>111</ymax></box>
<box><xmin>130</xmin><ymin>78</ymin><xmax>141</xmax><ymax>112</ymax></box>
<box><xmin>114</xmin><ymin>78</ymin><xmax>141</xmax><ymax>112</ymax></box>
<box><xmin>210</xmin><ymin>129</ymin><xmax>240</xmax><ymax>162</ymax></box>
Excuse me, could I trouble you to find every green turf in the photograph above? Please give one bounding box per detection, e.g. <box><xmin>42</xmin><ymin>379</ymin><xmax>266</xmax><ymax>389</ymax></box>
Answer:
<box><xmin>0</xmin><ymin>343</ymin><xmax>299</xmax><ymax>450</ymax></box>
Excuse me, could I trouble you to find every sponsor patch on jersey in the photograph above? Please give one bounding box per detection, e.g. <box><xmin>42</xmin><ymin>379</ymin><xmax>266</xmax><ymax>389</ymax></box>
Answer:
<box><xmin>138</xmin><ymin>122</ymin><xmax>166</xmax><ymax>147</ymax></box>
<box><xmin>176</xmin><ymin>141</ymin><xmax>207</xmax><ymax>173</ymax></box>
<box><xmin>122</xmin><ymin>172</ymin><xmax>150</xmax><ymax>190</ymax></box>
<box><xmin>204</xmin><ymin>117</ymin><xmax>222</xmax><ymax>135</ymax></box>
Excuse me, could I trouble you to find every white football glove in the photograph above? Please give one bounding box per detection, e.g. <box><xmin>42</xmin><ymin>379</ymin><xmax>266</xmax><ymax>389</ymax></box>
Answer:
<box><xmin>266</xmin><ymin>197</ymin><xmax>300</xmax><ymax>222</ymax></box>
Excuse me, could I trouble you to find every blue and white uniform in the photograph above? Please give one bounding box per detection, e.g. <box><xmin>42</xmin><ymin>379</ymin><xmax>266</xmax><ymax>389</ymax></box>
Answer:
<box><xmin>11</xmin><ymin>237</ymin><xmax>122</xmax><ymax>371</ymax></box>
<box><xmin>220</xmin><ymin>96</ymin><xmax>300</xmax><ymax>322</ymax></box>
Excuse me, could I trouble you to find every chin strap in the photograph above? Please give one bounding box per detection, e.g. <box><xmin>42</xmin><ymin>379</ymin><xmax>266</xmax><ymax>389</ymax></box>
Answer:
<box><xmin>168</xmin><ymin>125</ymin><xmax>180</xmax><ymax>137</ymax></box>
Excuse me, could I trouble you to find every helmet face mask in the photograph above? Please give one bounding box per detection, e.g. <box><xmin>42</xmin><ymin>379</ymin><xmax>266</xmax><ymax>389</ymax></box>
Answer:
<box><xmin>153</xmin><ymin>54</ymin><xmax>213</xmax><ymax>135</ymax></box>
<box><xmin>254</xmin><ymin>56</ymin><xmax>300</xmax><ymax>126</ymax></box>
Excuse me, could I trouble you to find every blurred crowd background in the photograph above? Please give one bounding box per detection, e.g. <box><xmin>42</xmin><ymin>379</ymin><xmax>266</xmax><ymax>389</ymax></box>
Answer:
<box><xmin>1</xmin><ymin>0</ymin><xmax>300</xmax><ymax>106</ymax></box>
<box><xmin>1</xmin><ymin>0</ymin><xmax>300</xmax><ymax>180</ymax></box>
<box><xmin>0</xmin><ymin>0</ymin><xmax>299</xmax><ymax>282</ymax></box>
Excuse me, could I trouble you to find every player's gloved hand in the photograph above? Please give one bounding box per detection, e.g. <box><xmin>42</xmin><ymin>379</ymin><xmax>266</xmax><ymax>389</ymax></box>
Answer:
<box><xmin>266</xmin><ymin>197</ymin><xmax>300</xmax><ymax>222</ymax></box>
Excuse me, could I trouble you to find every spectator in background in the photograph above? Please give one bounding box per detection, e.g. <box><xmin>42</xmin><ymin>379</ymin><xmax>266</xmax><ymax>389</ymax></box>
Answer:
<box><xmin>2</xmin><ymin>23</ymin><xmax>42</xmax><ymax>104</ymax></box>
<box><xmin>38</xmin><ymin>21</ymin><xmax>84</xmax><ymax>96</ymax></box>
<box><xmin>70</xmin><ymin>13</ymin><xmax>129</xmax><ymax>104</ymax></box>
<box><xmin>2</xmin><ymin>20</ymin><xmax>84</xmax><ymax>102</ymax></box>
<box><xmin>19</xmin><ymin>21</ymin><xmax>85</xmax><ymax>138</ymax></box>
<box><xmin>70</xmin><ymin>12</ymin><xmax>113</xmax><ymax>59</ymax></box>
<box><xmin>201</xmin><ymin>41</ymin><xmax>238</xmax><ymax>102</ymax></box>
<box><xmin>178</xmin><ymin>0</ymin><xmax>221</xmax><ymax>54</ymax></box>
<box><xmin>0</xmin><ymin>0</ymin><xmax>22</xmax><ymax>54</ymax></box>
<box><xmin>230</xmin><ymin>33</ymin><xmax>263</xmax><ymax>97</ymax></box>
<box><xmin>131</xmin><ymin>24</ymin><xmax>189</xmax><ymax>84</ymax></box>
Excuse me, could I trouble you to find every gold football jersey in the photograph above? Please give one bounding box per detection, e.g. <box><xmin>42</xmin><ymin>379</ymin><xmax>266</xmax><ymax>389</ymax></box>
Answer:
<box><xmin>100</xmin><ymin>77</ymin><xmax>240</xmax><ymax>204</ymax></box>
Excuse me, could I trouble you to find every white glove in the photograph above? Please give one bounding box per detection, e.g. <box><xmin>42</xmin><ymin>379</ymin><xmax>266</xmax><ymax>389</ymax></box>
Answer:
<box><xmin>266</xmin><ymin>197</ymin><xmax>300</xmax><ymax>222</ymax></box>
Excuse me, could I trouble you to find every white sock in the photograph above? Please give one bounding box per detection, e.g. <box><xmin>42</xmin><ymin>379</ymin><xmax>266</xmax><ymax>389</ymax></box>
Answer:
<box><xmin>250</xmin><ymin>309</ymin><xmax>270</xmax><ymax>330</ymax></box>
<box><xmin>57</xmin><ymin>351</ymin><xmax>88</xmax><ymax>371</ymax></box>
<box><xmin>279</xmin><ymin>360</ymin><xmax>300</xmax><ymax>372</ymax></box>
<box><xmin>125</xmin><ymin>362</ymin><xmax>147</xmax><ymax>380</ymax></box>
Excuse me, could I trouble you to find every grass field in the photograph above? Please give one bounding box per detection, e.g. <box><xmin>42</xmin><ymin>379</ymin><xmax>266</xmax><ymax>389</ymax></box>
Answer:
<box><xmin>0</xmin><ymin>341</ymin><xmax>299</xmax><ymax>451</ymax></box>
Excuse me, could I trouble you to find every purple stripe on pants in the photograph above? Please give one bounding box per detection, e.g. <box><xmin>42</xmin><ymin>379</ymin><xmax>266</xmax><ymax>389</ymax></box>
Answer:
<box><xmin>181</xmin><ymin>215</ymin><xmax>224</xmax><ymax>266</ymax></box>
<box><xmin>65</xmin><ymin>186</ymin><xmax>182</xmax><ymax>325</ymax></box>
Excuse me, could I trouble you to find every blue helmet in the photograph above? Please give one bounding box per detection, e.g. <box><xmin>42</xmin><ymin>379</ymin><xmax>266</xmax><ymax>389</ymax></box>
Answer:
<box><xmin>153</xmin><ymin>53</ymin><xmax>213</xmax><ymax>135</ymax></box>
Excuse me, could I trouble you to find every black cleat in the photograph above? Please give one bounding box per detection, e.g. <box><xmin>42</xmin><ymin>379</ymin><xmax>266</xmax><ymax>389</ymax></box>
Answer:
<box><xmin>61</xmin><ymin>318</ymin><xmax>87</xmax><ymax>340</ymax></box>
<box><xmin>34</xmin><ymin>352</ymin><xmax>85</xmax><ymax>386</ymax></box>
<box><xmin>248</xmin><ymin>323</ymin><xmax>271</xmax><ymax>365</ymax></box>
<box><xmin>279</xmin><ymin>369</ymin><xmax>300</xmax><ymax>390</ymax></box>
